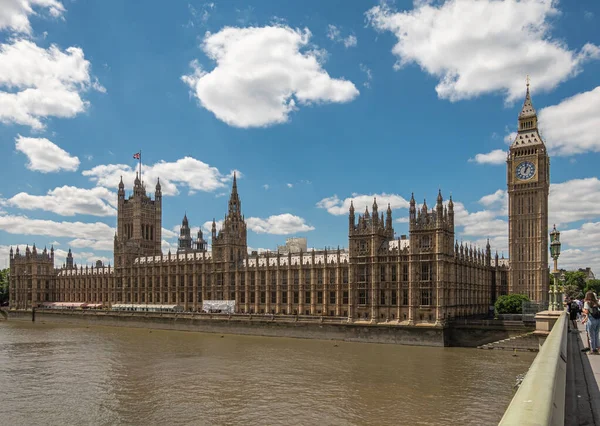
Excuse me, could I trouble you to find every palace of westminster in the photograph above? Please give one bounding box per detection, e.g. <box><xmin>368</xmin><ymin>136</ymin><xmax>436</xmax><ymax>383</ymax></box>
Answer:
<box><xmin>8</xmin><ymin>86</ymin><xmax>550</xmax><ymax>324</ymax></box>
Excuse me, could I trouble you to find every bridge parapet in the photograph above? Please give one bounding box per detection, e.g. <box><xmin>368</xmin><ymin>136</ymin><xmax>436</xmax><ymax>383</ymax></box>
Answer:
<box><xmin>499</xmin><ymin>311</ymin><xmax>567</xmax><ymax>425</ymax></box>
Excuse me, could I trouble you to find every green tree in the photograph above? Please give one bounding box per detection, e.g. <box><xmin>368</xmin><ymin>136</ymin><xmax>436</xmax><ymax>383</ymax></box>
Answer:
<box><xmin>495</xmin><ymin>294</ymin><xmax>530</xmax><ymax>315</ymax></box>
<box><xmin>584</xmin><ymin>279</ymin><xmax>600</xmax><ymax>295</ymax></box>
<box><xmin>564</xmin><ymin>271</ymin><xmax>587</xmax><ymax>292</ymax></box>
<box><xmin>563</xmin><ymin>284</ymin><xmax>582</xmax><ymax>300</ymax></box>
<box><xmin>0</xmin><ymin>268</ymin><xmax>9</xmax><ymax>305</ymax></box>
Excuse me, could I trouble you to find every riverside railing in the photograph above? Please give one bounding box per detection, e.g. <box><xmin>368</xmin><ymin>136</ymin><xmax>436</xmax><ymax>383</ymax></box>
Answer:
<box><xmin>498</xmin><ymin>311</ymin><xmax>567</xmax><ymax>426</ymax></box>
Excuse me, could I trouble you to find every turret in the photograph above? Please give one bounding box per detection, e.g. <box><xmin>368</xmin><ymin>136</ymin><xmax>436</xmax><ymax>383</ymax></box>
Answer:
<box><xmin>155</xmin><ymin>178</ymin><xmax>162</xmax><ymax>199</ymax></box>
<box><xmin>372</xmin><ymin>197</ymin><xmax>378</xmax><ymax>226</ymax></box>
<box><xmin>178</xmin><ymin>213</ymin><xmax>193</xmax><ymax>253</ymax></box>
<box><xmin>436</xmin><ymin>189</ymin><xmax>443</xmax><ymax>223</ymax></box>
<box><xmin>118</xmin><ymin>176</ymin><xmax>125</xmax><ymax>200</ymax></box>
<box><xmin>66</xmin><ymin>248</ymin><xmax>73</xmax><ymax>269</ymax></box>
<box><xmin>349</xmin><ymin>200</ymin><xmax>355</xmax><ymax>234</ymax></box>
<box><xmin>9</xmin><ymin>246</ymin><xmax>13</xmax><ymax>260</ymax></box>
<box><xmin>409</xmin><ymin>193</ymin><xmax>416</xmax><ymax>224</ymax></box>
<box><xmin>50</xmin><ymin>245</ymin><xmax>54</xmax><ymax>263</ymax></box>
<box><xmin>211</xmin><ymin>218</ymin><xmax>217</xmax><ymax>240</ymax></box>
<box><xmin>448</xmin><ymin>195</ymin><xmax>454</xmax><ymax>228</ymax></box>
<box><xmin>385</xmin><ymin>203</ymin><xmax>392</xmax><ymax>235</ymax></box>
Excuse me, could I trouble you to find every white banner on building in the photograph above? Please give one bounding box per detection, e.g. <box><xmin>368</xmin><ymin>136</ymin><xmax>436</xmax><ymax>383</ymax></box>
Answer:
<box><xmin>202</xmin><ymin>300</ymin><xmax>235</xmax><ymax>314</ymax></box>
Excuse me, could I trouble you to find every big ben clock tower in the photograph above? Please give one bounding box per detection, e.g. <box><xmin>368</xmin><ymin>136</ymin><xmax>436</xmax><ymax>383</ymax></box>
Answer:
<box><xmin>507</xmin><ymin>81</ymin><xmax>550</xmax><ymax>304</ymax></box>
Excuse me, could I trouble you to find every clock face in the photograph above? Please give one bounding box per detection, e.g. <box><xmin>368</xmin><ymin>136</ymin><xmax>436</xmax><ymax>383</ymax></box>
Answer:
<box><xmin>516</xmin><ymin>161</ymin><xmax>536</xmax><ymax>180</ymax></box>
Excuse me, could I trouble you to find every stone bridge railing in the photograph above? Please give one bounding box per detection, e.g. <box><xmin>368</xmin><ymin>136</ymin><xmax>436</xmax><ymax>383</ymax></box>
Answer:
<box><xmin>499</xmin><ymin>311</ymin><xmax>567</xmax><ymax>426</ymax></box>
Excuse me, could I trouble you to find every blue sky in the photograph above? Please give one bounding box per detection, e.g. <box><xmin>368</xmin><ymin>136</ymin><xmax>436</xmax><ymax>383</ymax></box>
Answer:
<box><xmin>1</xmin><ymin>0</ymin><xmax>599</xmax><ymax>272</ymax></box>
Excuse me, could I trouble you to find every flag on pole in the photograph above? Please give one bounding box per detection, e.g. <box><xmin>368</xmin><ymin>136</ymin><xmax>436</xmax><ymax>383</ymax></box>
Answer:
<box><xmin>133</xmin><ymin>152</ymin><xmax>141</xmax><ymax>159</ymax></box>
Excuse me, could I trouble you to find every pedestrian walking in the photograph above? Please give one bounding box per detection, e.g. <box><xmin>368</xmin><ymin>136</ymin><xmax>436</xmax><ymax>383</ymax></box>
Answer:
<box><xmin>583</xmin><ymin>291</ymin><xmax>600</xmax><ymax>354</ymax></box>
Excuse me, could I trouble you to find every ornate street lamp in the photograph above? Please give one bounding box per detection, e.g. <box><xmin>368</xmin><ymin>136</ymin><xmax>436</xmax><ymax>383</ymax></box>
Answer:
<box><xmin>549</xmin><ymin>224</ymin><xmax>562</xmax><ymax>311</ymax></box>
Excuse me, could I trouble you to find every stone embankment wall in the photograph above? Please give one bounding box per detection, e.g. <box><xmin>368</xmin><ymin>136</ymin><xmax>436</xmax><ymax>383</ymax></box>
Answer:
<box><xmin>7</xmin><ymin>311</ymin><xmax>535</xmax><ymax>347</ymax></box>
<box><xmin>446</xmin><ymin>319</ymin><xmax>535</xmax><ymax>347</ymax></box>
<box><xmin>8</xmin><ymin>310</ymin><xmax>448</xmax><ymax>347</ymax></box>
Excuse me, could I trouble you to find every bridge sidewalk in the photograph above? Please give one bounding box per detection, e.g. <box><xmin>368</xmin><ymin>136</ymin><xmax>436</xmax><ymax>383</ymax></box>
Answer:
<box><xmin>566</xmin><ymin>320</ymin><xmax>600</xmax><ymax>425</ymax></box>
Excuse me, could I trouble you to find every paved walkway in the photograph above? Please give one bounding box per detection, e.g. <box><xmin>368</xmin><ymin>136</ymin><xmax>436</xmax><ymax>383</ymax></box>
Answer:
<box><xmin>566</xmin><ymin>320</ymin><xmax>600</xmax><ymax>425</ymax></box>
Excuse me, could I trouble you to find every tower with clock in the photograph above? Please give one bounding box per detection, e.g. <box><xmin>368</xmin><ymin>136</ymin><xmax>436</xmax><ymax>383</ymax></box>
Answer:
<box><xmin>507</xmin><ymin>81</ymin><xmax>550</xmax><ymax>304</ymax></box>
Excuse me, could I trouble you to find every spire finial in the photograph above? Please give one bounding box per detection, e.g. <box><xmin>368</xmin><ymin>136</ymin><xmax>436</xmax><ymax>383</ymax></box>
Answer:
<box><xmin>526</xmin><ymin>74</ymin><xmax>530</xmax><ymax>90</ymax></box>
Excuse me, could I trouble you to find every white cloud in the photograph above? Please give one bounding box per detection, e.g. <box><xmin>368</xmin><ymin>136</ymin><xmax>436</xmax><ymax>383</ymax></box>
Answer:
<box><xmin>4</xmin><ymin>185</ymin><xmax>116</xmax><ymax>216</ymax></box>
<box><xmin>82</xmin><ymin>157</ymin><xmax>237</xmax><ymax>196</ymax></box>
<box><xmin>316</xmin><ymin>193</ymin><xmax>409</xmax><ymax>216</ymax></box>
<box><xmin>181</xmin><ymin>25</ymin><xmax>359</xmax><ymax>128</ymax></box>
<box><xmin>366</xmin><ymin>1</ymin><xmax>600</xmax><ymax>102</ymax></box>
<box><xmin>0</xmin><ymin>0</ymin><xmax>65</xmax><ymax>34</ymax></box>
<box><xmin>0</xmin><ymin>214</ymin><xmax>114</xmax><ymax>240</ymax></box>
<box><xmin>162</xmin><ymin>239</ymin><xmax>177</xmax><ymax>253</ymax></box>
<box><xmin>395</xmin><ymin>217</ymin><xmax>409</xmax><ymax>223</ymax></box>
<box><xmin>202</xmin><ymin>214</ymin><xmax>313</xmax><ymax>236</ymax></box>
<box><xmin>287</xmin><ymin>183</ymin><xmax>293</xmax><ymax>188</ymax></box>
<box><xmin>327</xmin><ymin>24</ymin><xmax>357</xmax><ymax>48</ymax></box>
<box><xmin>476</xmin><ymin>177</ymin><xmax>600</xmax><ymax>227</ymax></box>
<box><xmin>162</xmin><ymin>227</ymin><xmax>178</xmax><ymax>239</ymax></box>
<box><xmin>549</xmin><ymin>178</ymin><xmax>600</xmax><ymax>225</ymax></box>
<box><xmin>479</xmin><ymin>189</ymin><xmax>508</xmax><ymax>214</ymax></box>
<box><xmin>202</xmin><ymin>219</ymin><xmax>224</xmax><ymax>236</ymax></box>
<box><xmin>360</xmin><ymin>63</ymin><xmax>373</xmax><ymax>88</ymax></box>
<box><xmin>0</xmin><ymin>39</ymin><xmax>104</xmax><ymax>129</ymax></box>
<box><xmin>468</xmin><ymin>149</ymin><xmax>506</xmax><ymax>165</ymax></box>
<box><xmin>15</xmin><ymin>135</ymin><xmax>80</xmax><ymax>172</ymax></box>
<box><xmin>246</xmin><ymin>214</ymin><xmax>314</xmax><ymax>235</ymax></box>
<box><xmin>504</xmin><ymin>131</ymin><xmax>517</xmax><ymax>145</ymax></box>
<box><xmin>453</xmin><ymin>201</ymin><xmax>508</xmax><ymax>238</ymax></box>
<box><xmin>263</xmin><ymin>184</ymin><xmax>269</xmax><ymax>190</ymax></box>
<box><xmin>538</xmin><ymin>86</ymin><xmax>600</xmax><ymax>156</ymax></box>
<box><xmin>560</xmin><ymin>248</ymin><xmax>600</xmax><ymax>273</ymax></box>
<box><xmin>68</xmin><ymin>238</ymin><xmax>114</xmax><ymax>251</ymax></box>
<box><xmin>561</xmin><ymin>222</ymin><xmax>600</xmax><ymax>249</ymax></box>
<box><xmin>184</xmin><ymin>2</ymin><xmax>215</xmax><ymax>28</ymax></box>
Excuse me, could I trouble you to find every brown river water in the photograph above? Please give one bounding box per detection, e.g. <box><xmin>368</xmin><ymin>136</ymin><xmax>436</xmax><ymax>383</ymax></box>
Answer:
<box><xmin>0</xmin><ymin>321</ymin><xmax>535</xmax><ymax>425</ymax></box>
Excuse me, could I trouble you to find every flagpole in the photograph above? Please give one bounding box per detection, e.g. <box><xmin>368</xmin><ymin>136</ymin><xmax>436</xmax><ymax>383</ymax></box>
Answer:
<box><xmin>139</xmin><ymin>150</ymin><xmax>142</xmax><ymax>186</ymax></box>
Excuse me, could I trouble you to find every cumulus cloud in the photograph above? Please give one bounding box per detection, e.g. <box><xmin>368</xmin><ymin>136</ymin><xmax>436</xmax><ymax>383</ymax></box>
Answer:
<box><xmin>202</xmin><ymin>219</ymin><xmax>224</xmax><ymax>236</ymax></box>
<box><xmin>68</xmin><ymin>238</ymin><xmax>114</xmax><ymax>251</ymax></box>
<box><xmin>246</xmin><ymin>214</ymin><xmax>314</xmax><ymax>235</ymax></box>
<box><xmin>4</xmin><ymin>186</ymin><xmax>116</xmax><ymax>216</ymax></box>
<box><xmin>0</xmin><ymin>39</ymin><xmax>104</xmax><ymax>129</ymax></box>
<box><xmin>366</xmin><ymin>0</ymin><xmax>600</xmax><ymax>102</ymax></box>
<box><xmin>0</xmin><ymin>214</ymin><xmax>114</xmax><ymax>241</ymax></box>
<box><xmin>0</xmin><ymin>0</ymin><xmax>65</xmax><ymax>34</ymax></box>
<box><xmin>181</xmin><ymin>25</ymin><xmax>359</xmax><ymax>128</ymax></box>
<box><xmin>477</xmin><ymin>178</ymin><xmax>600</xmax><ymax>227</ymax></box>
<box><xmin>202</xmin><ymin>214</ymin><xmax>313</xmax><ymax>235</ymax></box>
<box><xmin>316</xmin><ymin>193</ymin><xmax>409</xmax><ymax>216</ymax></box>
<box><xmin>15</xmin><ymin>135</ymin><xmax>80</xmax><ymax>172</ymax></box>
<box><xmin>452</xmin><ymin>201</ymin><xmax>507</xmax><ymax>238</ymax></box>
<box><xmin>326</xmin><ymin>24</ymin><xmax>357</xmax><ymax>48</ymax></box>
<box><xmin>538</xmin><ymin>86</ymin><xmax>600</xmax><ymax>156</ymax></box>
<box><xmin>549</xmin><ymin>178</ymin><xmax>600</xmax><ymax>225</ymax></box>
<box><xmin>468</xmin><ymin>149</ymin><xmax>506</xmax><ymax>165</ymax></box>
<box><xmin>82</xmin><ymin>157</ymin><xmax>238</xmax><ymax>196</ymax></box>
<box><xmin>559</xmin><ymin>247</ymin><xmax>600</xmax><ymax>273</ymax></box>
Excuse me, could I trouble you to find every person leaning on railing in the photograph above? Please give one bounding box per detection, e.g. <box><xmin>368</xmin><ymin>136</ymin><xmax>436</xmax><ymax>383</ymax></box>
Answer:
<box><xmin>582</xmin><ymin>291</ymin><xmax>600</xmax><ymax>354</ymax></box>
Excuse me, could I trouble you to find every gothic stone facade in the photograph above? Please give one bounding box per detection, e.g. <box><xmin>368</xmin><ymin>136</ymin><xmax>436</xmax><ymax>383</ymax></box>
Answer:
<box><xmin>9</xmin><ymin>171</ymin><xmax>508</xmax><ymax>324</ymax></box>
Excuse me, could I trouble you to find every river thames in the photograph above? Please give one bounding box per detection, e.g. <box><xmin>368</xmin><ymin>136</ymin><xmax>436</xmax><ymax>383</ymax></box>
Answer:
<box><xmin>0</xmin><ymin>321</ymin><xmax>534</xmax><ymax>425</ymax></box>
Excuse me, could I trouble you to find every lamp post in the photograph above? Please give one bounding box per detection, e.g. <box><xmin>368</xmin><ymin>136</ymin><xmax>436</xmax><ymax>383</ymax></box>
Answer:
<box><xmin>549</xmin><ymin>224</ymin><xmax>562</xmax><ymax>311</ymax></box>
